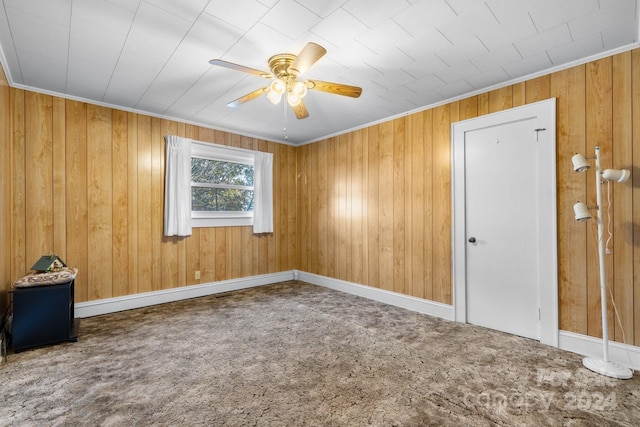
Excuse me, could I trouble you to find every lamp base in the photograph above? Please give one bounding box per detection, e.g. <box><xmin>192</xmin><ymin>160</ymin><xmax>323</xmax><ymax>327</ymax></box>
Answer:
<box><xmin>582</xmin><ymin>357</ymin><xmax>633</xmax><ymax>379</ymax></box>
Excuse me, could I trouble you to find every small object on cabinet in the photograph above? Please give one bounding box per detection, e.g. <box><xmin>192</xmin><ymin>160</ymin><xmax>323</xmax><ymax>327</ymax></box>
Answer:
<box><xmin>31</xmin><ymin>253</ymin><xmax>67</xmax><ymax>273</ymax></box>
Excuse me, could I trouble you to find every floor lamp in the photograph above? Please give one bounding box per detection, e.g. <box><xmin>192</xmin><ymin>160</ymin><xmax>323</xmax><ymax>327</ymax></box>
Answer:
<box><xmin>572</xmin><ymin>146</ymin><xmax>633</xmax><ymax>379</ymax></box>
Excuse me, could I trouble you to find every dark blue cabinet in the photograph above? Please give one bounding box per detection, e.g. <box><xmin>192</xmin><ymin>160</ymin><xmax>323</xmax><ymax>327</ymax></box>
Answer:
<box><xmin>11</xmin><ymin>280</ymin><xmax>79</xmax><ymax>352</ymax></box>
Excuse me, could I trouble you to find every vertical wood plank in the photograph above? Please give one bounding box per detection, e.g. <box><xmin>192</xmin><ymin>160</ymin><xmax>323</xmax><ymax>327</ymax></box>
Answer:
<box><xmin>112</xmin><ymin>110</ymin><xmax>129</xmax><ymax>297</ymax></box>
<box><xmin>631</xmin><ymin>49</ymin><xmax>640</xmax><ymax>345</ymax></box>
<box><xmin>309</xmin><ymin>141</ymin><xmax>319</xmax><ymax>274</ymax></box>
<box><xmin>287</xmin><ymin>145</ymin><xmax>297</xmax><ymax>271</ymax></box>
<box><xmin>361</xmin><ymin>129</ymin><xmax>370</xmax><ymax>286</ymax></box>
<box><xmin>478</xmin><ymin>92</ymin><xmax>489</xmax><ymax>116</ymax></box>
<box><xmin>296</xmin><ymin>145</ymin><xmax>309</xmax><ymax>272</ymax></box>
<box><xmin>127</xmin><ymin>113</ymin><xmax>139</xmax><ymax>293</ymax></box>
<box><xmin>215</xmin><ymin>228</ymin><xmax>226</xmax><ymax>281</ymax></box>
<box><xmin>317</xmin><ymin>140</ymin><xmax>328</xmax><ymax>276</ymax></box>
<box><xmin>276</xmin><ymin>143</ymin><xmax>289</xmax><ymax>272</ymax></box>
<box><xmin>351</xmin><ymin>129</ymin><xmax>364</xmax><ymax>285</ymax></box>
<box><xmin>393</xmin><ymin>118</ymin><xmax>406</xmax><ymax>294</ymax></box>
<box><xmin>611</xmin><ymin>51</ymin><xmax>633</xmax><ymax>343</ymax></box>
<box><xmin>410</xmin><ymin>112</ymin><xmax>425</xmax><ymax>299</ymax></box>
<box><xmin>10</xmin><ymin>89</ymin><xmax>26</xmax><ymax>280</ymax></box>
<box><xmin>512</xmin><ymin>82</ymin><xmax>526</xmax><ymax>107</ymax></box>
<box><xmin>423</xmin><ymin>109</ymin><xmax>434</xmax><ymax>301</ymax></box>
<box><xmin>65</xmin><ymin>100</ymin><xmax>88</xmax><ymax>302</ymax></box>
<box><xmin>403</xmin><ymin>117</ymin><xmax>413</xmax><ymax>296</ymax></box>
<box><xmin>0</xmin><ymin>67</ymin><xmax>10</xmax><ymax>297</ymax></box>
<box><xmin>367</xmin><ymin>127</ymin><xmax>380</xmax><ymax>289</ymax></box>
<box><xmin>326</xmin><ymin>138</ymin><xmax>336</xmax><ymax>278</ymax></box>
<box><xmin>378</xmin><ymin>121</ymin><xmax>394</xmax><ymax>291</ymax></box>
<box><xmin>230</xmin><ymin>228</ymin><xmax>242</xmax><ymax>276</ymax></box>
<box><xmin>525</xmin><ymin>75</ymin><xmax>551</xmax><ymax>104</ymax></box>
<box><xmin>25</xmin><ymin>92</ymin><xmax>53</xmax><ymax>267</ymax></box>
<box><xmin>552</xmin><ymin>65</ymin><xmax>588</xmax><ymax>335</ymax></box>
<box><xmin>337</xmin><ymin>135</ymin><xmax>348</xmax><ymax>280</ymax></box>
<box><xmin>151</xmin><ymin>118</ymin><xmax>163</xmax><ymax>290</ymax></box>
<box><xmin>86</xmin><ymin>104</ymin><xmax>113</xmax><ymax>300</ymax></box>
<box><xmin>137</xmin><ymin>115</ymin><xmax>153</xmax><ymax>293</ymax></box>
<box><xmin>586</xmin><ymin>57</ymin><xmax>613</xmax><ymax>338</ymax></box>
<box><xmin>52</xmin><ymin>98</ymin><xmax>66</xmax><ymax>260</ymax></box>
<box><xmin>198</xmin><ymin>229</ymin><xmax>214</xmax><ymax>282</ymax></box>
<box><xmin>432</xmin><ymin>104</ymin><xmax>452</xmax><ymax>304</ymax></box>
<box><xmin>488</xmin><ymin>86</ymin><xmax>512</xmax><ymax>113</ymax></box>
<box><xmin>459</xmin><ymin>96</ymin><xmax>478</xmax><ymax>121</ymax></box>
<box><xmin>268</xmin><ymin>142</ymin><xmax>277</xmax><ymax>274</ymax></box>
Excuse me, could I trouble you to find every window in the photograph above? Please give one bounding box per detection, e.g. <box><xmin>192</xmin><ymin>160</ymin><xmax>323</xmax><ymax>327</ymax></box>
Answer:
<box><xmin>191</xmin><ymin>159</ymin><xmax>254</xmax><ymax>211</ymax></box>
<box><xmin>190</xmin><ymin>141</ymin><xmax>255</xmax><ymax>228</ymax></box>
<box><xmin>164</xmin><ymin>136</ymin><xmax>273</xmax><ymax>236</ymax></box>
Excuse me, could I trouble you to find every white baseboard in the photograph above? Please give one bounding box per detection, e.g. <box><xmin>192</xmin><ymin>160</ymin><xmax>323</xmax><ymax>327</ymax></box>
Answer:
<box><xmin>74</xmin><ymin>271</ymin><xmax>294</xmax><ymax>318</ymax></box>
<box><xmin>295</xmin><ymin>270</ymin><xmax>455</xmax><ymax>321</ymax></box>
<box><xmin>559</xmin><ymin>330</ymin><xmax>640</xmax><ymax>372</ymax></box>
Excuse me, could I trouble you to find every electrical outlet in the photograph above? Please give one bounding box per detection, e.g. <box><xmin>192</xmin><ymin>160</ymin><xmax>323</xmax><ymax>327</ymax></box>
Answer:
<box><xmin>195</xmin><ymin>270</ymin><xmax>201</xmax><ymax>280</ymax></box>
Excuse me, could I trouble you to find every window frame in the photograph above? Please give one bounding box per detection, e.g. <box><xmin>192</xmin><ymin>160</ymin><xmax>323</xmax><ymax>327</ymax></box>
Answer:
<box><xmin>190</xmin><ymin>141</ymin><xmax>255</xmax><ymax>228</ymax></box>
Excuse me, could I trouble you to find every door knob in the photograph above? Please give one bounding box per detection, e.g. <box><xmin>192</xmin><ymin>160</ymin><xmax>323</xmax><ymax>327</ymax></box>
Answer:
<box><xmin>468</xmin><ymin>237</ymin><xmax>476</xmax><ymax>243</ymax></box>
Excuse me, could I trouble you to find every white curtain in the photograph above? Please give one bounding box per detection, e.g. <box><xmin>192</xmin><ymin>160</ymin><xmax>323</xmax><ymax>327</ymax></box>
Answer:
<box><xmin>164</xmin><ymin>135</ymin><xmax>192</xmax><ymax>236</ymax></box>
<box><xmin>253</xmin><ymin>151</ymin><xmax>274</xmax><ymax>234</ymax></box>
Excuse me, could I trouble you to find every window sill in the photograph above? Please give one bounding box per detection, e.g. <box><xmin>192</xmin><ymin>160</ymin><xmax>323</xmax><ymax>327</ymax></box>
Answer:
<box><xmin>192</xmin><ymin>216</ymin><xmax>253</xmax><ymax>228</ymax></box>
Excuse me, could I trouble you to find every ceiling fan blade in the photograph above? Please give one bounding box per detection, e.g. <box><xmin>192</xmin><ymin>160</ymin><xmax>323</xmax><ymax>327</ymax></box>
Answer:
<box><xmin>227</xmin><ymin>87</ymin><xmax>269</xmax><ymax>108</ymax></box>
<box><xmin>288</xmin><ymin>42</ymin><xmax>326</xmax><ymax>76</ymax></box>
<box><xmin>209</xmin><ymin>59</ymin><xmax>273</xmax><ymax>79</ymax></box>
<box><xmin>291</xmin><ymin>100</ymin><xmax>309</xmax><ymax>119</ymax></box>
<box><xmin>306</xmin><ymin>79</ymin><xmax>362</xmax><ymax>98</ymax></box>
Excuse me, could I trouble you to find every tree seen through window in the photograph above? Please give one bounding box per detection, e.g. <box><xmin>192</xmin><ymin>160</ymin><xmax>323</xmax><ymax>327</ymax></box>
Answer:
<box><xmin>191</xmin><ymin>158</ymin><xmax>254</xmax><ymax>212</ymax></box>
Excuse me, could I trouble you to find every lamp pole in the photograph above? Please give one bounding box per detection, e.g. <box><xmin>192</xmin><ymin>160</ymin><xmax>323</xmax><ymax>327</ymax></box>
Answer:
<box><xmin>594</xmin><ymin>146</ymin><xmax>609</xmax><ymax>362</ymax></box>
<box><xmin>581</xmin><ymin>146</ymin><xmax>632</xmax><ymax>379</ymax></box>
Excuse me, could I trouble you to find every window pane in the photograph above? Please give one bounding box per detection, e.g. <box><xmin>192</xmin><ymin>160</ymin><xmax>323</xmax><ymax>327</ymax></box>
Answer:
<box><xmin>192</xmin><ymin>158</ymin><xmax>254</xmax><ymax>186</ymax></box>
<box><xmin>192</xmin><ymin>187</ymin><xmax>254</xmax><ymax>212</ymax></box>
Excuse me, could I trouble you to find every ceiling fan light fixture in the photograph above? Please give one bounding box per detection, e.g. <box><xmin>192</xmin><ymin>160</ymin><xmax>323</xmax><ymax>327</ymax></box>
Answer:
<box><xmin>292</xmin><ymin>81</ymin><xmax>307</xmax><ymax>98</ymax></box>
<box><xmin>267</xmin><ymin>89</ymin><xmax>282</xmax><ymax>105</ymax></box>
<box><xmin>270</xmin><ymin>78</ymin><xmax>286</xmax><ymax>95</ymax></box>
<box><xmin>287</xmin><ymin>91</ymin><xmax>302</xmax><ymax>107</ymax></box>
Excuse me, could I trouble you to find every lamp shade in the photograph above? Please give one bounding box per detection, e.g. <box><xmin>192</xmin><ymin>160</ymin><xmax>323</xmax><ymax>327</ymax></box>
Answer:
<box><xmin>267</xmin><ymin>89</ymin><xmax>282</xmax><ymax>105</ymax></box>
<box><xmin>602</xmin><ymin>168</ymin><xmax>630</xmax><ymax>183</ymax></box>
<box><xmin>291</xmin><ymin>81</ymin><xmax>307</xmax><ymax>98</ymax></box>
<box><xmin>287</xmin><ymin>91</ymin><xmax>302</xmax><ymax>107</ymax></box>
<box><xmin>573</xmin><ymin>201</ymin><xmax>592</xmax><ymax>222</ymax></box>
<box><xmin>572</xmin><ymin>154</ymin><xmax>590</xmax><ymax>172</ymax></box>
<box><xmin>270</xmin><ymin>79</ymin><xmax>285</xmax><ymax>95</ymax></box>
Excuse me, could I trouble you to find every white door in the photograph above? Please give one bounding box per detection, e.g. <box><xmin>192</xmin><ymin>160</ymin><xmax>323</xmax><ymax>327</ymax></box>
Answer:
<box><xmin>464</xmin><ymin>119</ymin><xmax>539</xmax><ymax>339</ymax></box>
<box><xmin>452</xmin><ymin>99</ymin><xmax>558</xmax><ymax>347</ymax></box>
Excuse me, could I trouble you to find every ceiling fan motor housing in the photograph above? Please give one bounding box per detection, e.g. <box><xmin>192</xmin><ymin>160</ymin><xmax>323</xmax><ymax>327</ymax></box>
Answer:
<box><xmin>268</xmin><ymin>53</ymin><xmax>298</xmax><ymax>79</ymax></box>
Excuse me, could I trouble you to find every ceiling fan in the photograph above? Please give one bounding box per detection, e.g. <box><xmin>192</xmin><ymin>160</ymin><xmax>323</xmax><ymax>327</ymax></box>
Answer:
<box><xmin>209</xmin><ymin>42</ymin><xmax>362</xmax><ymax>119</ymax></box>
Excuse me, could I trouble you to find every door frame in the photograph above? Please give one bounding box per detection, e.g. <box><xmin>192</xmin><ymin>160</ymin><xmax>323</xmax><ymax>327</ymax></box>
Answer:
<box><xmin>451</xmin><ymin>98</ymin><xmax>558</xmax><ymax>347</ymax></box>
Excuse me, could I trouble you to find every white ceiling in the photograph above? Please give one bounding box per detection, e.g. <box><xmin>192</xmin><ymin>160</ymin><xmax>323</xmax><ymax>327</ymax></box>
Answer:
<box><xmin>0</xmin><ymin>0</ymin><xmax>638</xmax><ymax>145</ymax></box>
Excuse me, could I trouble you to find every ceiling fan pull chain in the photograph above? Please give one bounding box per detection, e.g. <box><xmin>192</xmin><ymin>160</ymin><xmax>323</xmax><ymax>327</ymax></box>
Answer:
<box><xmin>283</xmin><ymin>97</ymin><xmax>289</xmax><ymax>141</ymax></box>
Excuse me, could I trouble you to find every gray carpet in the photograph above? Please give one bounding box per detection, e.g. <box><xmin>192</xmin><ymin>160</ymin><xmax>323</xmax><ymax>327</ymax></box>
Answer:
<box><xmin>1</xmin><ymin>281</ymin><xmax>638</xmax><ymax>426</ymax></box>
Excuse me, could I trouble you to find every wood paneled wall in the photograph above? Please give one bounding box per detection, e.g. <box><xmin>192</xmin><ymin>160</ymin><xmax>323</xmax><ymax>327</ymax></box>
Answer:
<box><xmin>297</xmin><ymin>49</ymin><xmax>640</xmax><ymax>345</ymax></box>
<box><xmin>1</xmin><ymin>48</ymin><xmax>639</xmax><ymax>346</ymax></box>
<box><xmin>0</xmin><ymin>65</ymin><xmax>10</xmax><ymax>314</ymax></box>
<box><xmin>295</xmin><ymin>109</ymin><xmax>453</xmax><ymax>302</ymax></box>
<box><xmin>2</xmin><ymin>89</ymin><xmax>297</xmax><ymax>304</ymax></box>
